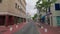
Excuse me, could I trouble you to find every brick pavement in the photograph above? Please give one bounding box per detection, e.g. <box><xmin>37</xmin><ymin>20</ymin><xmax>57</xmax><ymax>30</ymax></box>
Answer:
<box><xmin>36</xmin><ymin>23</ymin><xmax>60</xmax><ymax>34</ymax></box>
<box><xmin>0</xmin><ymin>22</ymin><xmax>26</xmax><ymax>34</ymax></box>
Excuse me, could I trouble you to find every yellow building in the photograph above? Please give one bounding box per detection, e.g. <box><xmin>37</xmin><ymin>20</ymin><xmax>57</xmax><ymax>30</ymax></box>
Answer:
<box><xmin>0</xmin><ymin>0</ymin><xmax>26</xmax><ymax>26</ymax></box>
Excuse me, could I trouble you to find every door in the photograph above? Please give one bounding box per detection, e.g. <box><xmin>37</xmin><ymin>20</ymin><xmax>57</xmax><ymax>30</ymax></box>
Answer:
<box><xmin>56</xmin><ymin>16</ymin><xmax>60</xmax><ymax>26</ymax></box>
<box><xmin>0</xmin><ymin>16</ymin><xmax>5</xmax><ymax>26</ymax></box>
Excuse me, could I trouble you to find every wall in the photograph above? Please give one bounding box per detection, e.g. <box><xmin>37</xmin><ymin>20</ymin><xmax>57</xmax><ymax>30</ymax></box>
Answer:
<box><xmin>50</xmin><ymin>0</ymin><xmax>60</xmax><ymax>27</ymax></box>
<box><xmin>0</xmin><ymin>0</ymin><xmax>26</xmax><ymax>18</ymax></box>
<box><xmin>0</xmin><ymin>0</ymin><xmax>9</xmax><ymax>15</ymax></box>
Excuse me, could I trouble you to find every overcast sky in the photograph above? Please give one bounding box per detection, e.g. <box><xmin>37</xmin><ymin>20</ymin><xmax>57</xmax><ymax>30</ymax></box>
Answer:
<box><xmin>26</xmin><ymin>0</ymin><xmax>38</xmax><ymax>17</ymax></box>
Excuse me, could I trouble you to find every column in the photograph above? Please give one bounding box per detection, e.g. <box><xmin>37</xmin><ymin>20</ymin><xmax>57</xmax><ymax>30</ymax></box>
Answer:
<box><xmin>22</xmin><ymin>18</ymin><xmax>24</xmax><ymax>23</ymax></box>
<box><xmin>5</xmin><ymin>15</ymin><xmax>9</xmax><ymax>27</ymax></box>
<box><xmin>25</xmin><ymin>18</ymin><xmax>26</xmax><ymax>22</ymax></box>
<box><xmin>24</xmin><ymin>19</ymin><xmax>26</xmax><ymax>22</ymax></box>
<box><xmin>23</xmin><ymin>18</ymin><xmax>24</xmax><ymax>23</ymax></box>
<box><xmin>11</xmin><ymin>16</ymin><xmax>14</xmax><ymax>25</ymax></box>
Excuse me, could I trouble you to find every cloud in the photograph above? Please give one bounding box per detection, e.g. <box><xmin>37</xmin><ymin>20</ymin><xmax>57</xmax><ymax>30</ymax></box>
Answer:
<box><xmin>26</xmin><ymin>0</ymin><xmax>38</xmax><ymax>17</ymax></box>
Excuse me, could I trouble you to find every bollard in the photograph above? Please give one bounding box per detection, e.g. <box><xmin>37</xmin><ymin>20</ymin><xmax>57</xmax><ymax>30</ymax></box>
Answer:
<box><xmin>10</xmin><ymin>27</ymin><xmax>13</xmax><ymax>31</ymax></box>
<box><xmin>16</xmin><ymin>25</ymin><xmax>18</xmax><ymax>28</ymax></box>
<box><xmin>41</xmin><ymin>26</ymin><xmax>43</xmax><ymax>29</ymax></box>
<box><xmin>44</xmin><ymin>28</ymin><xmax>47</xmax><ymax>32</ymax></box>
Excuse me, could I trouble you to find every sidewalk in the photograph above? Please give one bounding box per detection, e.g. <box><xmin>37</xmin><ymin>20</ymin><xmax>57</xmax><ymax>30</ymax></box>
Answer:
<box><xmin>36</xmin><ymin>23</ymin><xmax>60</xmax><ymax>34</ymax></box>
<box><xmin>0</xmin><ymin>22</ymin><xmax>26</xmax><ymax>34</ymax></box>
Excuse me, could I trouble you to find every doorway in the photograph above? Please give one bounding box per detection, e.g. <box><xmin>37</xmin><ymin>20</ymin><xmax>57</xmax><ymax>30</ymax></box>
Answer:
<box><xmin>0</xmin><ymin>16</ymin><xmax>5</xmax><ymax>26</ymax></box>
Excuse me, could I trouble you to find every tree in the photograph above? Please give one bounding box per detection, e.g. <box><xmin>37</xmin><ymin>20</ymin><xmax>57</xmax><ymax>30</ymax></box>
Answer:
<box><xmin>35</xmin><ymin>0</ymin><xmax>57</xmax><ymax>22</ymax></box>
<box><xmin>32</xmin><ymin>14</ymin><xmax>38</xmax><ymax>20</ymax></box>
<box><xmin>35</xmin><ymin>0</ymin><xmax>57</xmax><ymax>12</ymax></box>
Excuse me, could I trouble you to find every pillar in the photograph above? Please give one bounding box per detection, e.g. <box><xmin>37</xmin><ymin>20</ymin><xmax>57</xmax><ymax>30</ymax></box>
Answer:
<box><xmin>23</xmin><ymin>18</ymin><xmax>24</xmax><ymax>23</ymax></box>
<box><xmin>24</xmin><ymin>18</ymin><xmax>26</xmax><ymax>22</ymax></box>
<box><xmin>5</xmin><ymin>15</ymin><xmax>9</xmax><ymax>27</ymax></box>
<box><xmin>22</xmin><ymin>18</ymin><xmax>24</xmax><ymax>23</ymax></box>
<box><xmin>11</xmin><ymin>16</ymin><xmax>14</xmax><ymax>25</ymax></box>
<box><xmin>25</xmin><ymin>19</ymin><xmax>26</xmax><ymax>22</ymax></box>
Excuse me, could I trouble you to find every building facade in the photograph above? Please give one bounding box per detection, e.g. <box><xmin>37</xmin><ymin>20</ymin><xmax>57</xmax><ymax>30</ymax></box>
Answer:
<box><xmin>50</xmin><ymin>0</ymin><xmax>60</xmax><ymax>27</ymax></box>
<box><xmin>0</xmin><ymin>0</ymin><xmax>26</xmax><ymax>26</ymax></box>
<box><xmin>42</xmin><ymin>0</ymin><xmax>60</xmax><ymax>27</ymax></box>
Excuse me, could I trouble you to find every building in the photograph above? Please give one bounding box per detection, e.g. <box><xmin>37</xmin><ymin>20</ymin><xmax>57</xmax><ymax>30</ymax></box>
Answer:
<box><xmin>42</xmin><ymin>0</ymin><xmax>60</xmax><ymax>27</ymax></box>
<box><xmin>26</xmin><ymin>13</ymin><xmax>31</xmax><ymax>22</ymax></box>
<box><xmin>50</xmin><ymin>0</ymin><xmax>60</xmax><ymax>27</ymax></box>
<box><xmin>0</xmin><ymin>0</ymin><xmax>26</xmax><ymax>26</ymax></box>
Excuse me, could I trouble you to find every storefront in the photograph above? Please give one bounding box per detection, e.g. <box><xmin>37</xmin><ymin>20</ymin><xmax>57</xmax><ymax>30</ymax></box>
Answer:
<box><xmin>0</xmin><ymin>15</ymin><xmax>26</xmax><ymax>26</ymax></box>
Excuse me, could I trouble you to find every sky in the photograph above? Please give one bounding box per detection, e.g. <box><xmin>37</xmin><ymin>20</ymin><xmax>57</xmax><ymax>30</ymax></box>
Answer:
<box><xmin>26</xmin><ymin>0</ymin><xmax>38</xmax><ymax>17</ymax></box>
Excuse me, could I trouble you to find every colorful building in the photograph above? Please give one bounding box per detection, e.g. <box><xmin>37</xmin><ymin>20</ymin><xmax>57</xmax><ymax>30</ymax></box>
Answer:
<box><xmin>0</xmin><ymin>0</ymin><xmax>26</xmax><ymax>26</ymax></box>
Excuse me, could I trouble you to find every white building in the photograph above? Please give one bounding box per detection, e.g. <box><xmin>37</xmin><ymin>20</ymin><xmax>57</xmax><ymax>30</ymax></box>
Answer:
<box><xmin>50</xmin><ymin>0</ymin><xmax>60</xmax><ymax>27</ymax></box>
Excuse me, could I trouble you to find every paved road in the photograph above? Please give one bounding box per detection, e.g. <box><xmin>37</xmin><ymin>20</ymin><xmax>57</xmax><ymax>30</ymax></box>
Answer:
<box><xmin>14</xmin><ymin>22</ymin><xmax>40</xmax><ymax>34</ymax></box>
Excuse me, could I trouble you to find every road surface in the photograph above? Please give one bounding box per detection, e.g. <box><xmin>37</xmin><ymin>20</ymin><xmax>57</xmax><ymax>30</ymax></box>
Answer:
<box><xmin>14</xmin><ymin>22</ymin><xmax>40</xmax><ymax>34</ymax></box>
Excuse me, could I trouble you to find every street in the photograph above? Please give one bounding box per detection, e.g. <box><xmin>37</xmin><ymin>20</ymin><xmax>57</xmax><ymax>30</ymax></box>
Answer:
<box><xmin>14</xmin><ymin>22</ymin><xmax>40</xmax><ymax>34</ymax></box>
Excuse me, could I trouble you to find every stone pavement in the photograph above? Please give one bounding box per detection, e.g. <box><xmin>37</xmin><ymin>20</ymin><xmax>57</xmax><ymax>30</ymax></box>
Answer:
<box><xmin>36</xmin><ymin>23</ymin><xmax>60</xmax><ymax>34</ymax></box>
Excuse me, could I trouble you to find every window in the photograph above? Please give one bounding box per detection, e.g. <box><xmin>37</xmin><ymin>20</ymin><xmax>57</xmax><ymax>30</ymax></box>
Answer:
<box><xmin>56</xmin><ymin>16</ymin><xmax>60</xmax><ymax>26</ymax></box>
<box><xmin>0</xmin><ymin>0</ymin><xmax>2</xmax><ymax>3</ymax></box>
<box><xmin>18</xmin><ymin>5</ymin><xmax>19</xmax><ymax>8</ymax></box>
<box><xmin>15</xmin><ymin>3</ymin><xmax>17</xmax><ymax>8</ymax></box>
<box><xmin>55</xmin><ymin>3</ymin><xmax>60</xmax><ymax>10</ymax></box>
